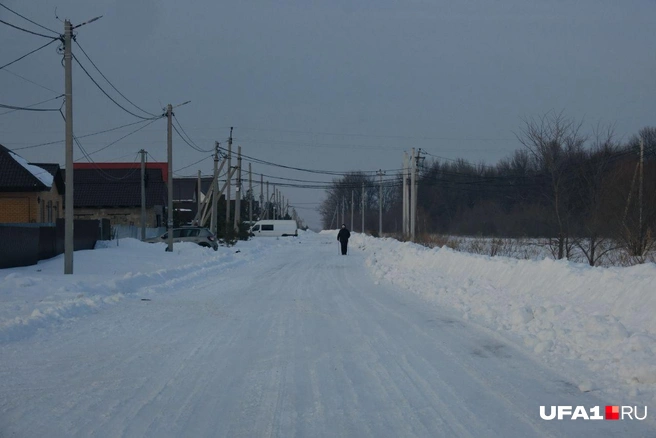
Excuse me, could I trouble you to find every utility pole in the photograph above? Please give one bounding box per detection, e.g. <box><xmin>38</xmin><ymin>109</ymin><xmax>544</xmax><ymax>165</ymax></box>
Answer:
<box><xmin>197</xmin><ymin>169</ymin><xmax>201</xmax><ymax>225</ymax></box>
<box><xmin>140</xmin><ymin>149</ymin><xmax>146</xmax><ymax>240</ymax></box>
<box><xmin>260</xmin><ymin>174</ymin><xmax>264</xmax><ymax>220</ymax></box>
<box><xmin>377</xmin><ymin>170</ymin><xmax>385</xmax><ymax>236</ymax></box>
<box><xmin>410</xmin><ymin>148</ymin><xmax>417</xmax><ymax>242</ymax></box>
<box><xmin>639</xmin><ymin>138</ymin><xmax>645</xmax><ymax>252</ymax></box>
<box><xmin>265</xmin><ymin>181</ymin><xmax>269</xmax><ymax>219</ymax></box>
<box><xmin>361</xmin><ymin>181</ymin><xmax>365</xmax><ymax>233</ymax></box>
<box><xmin>234</xmin><ymin>145</ymin><xmax>242</xmax><ymax>231</ymax></box>
<box><xmin>403</xmin><ymin>152</ymin><xmax>409</xmax><ymax>237</ymax></box>
<box><xmin>341</xmin><ymin>197</ymin><xmax>345</xmax><ymax>226</ymax></box>
<box><xmin>249</xmin><ymin>162</ymin><xmax>253</xmax><ymax>225</ymax></box>
<box><xmin>273</xmin><ymin>186</ymin><xmax>277</xmax><ymax>219</ymax></box>
<box><xmin>64</xmin><ymin>19</ymin><xmax>74</xmax><ymax>274</ymax></box>
<box><xmin>225</xmin><ymin>128</ymin><xmax>232</xmax><ymax>238</ymax></box>
<box><xmin>166</xmin><ymin>103</ymin><xmax>173</xmax><ymax>252</ymax></box>
<box><xmin>351</xmin><ymin>190</ymin><xmax>354</xmax><ymax>231</ymax></box>
<box><xmin>211</xmin><ymin>142</ymin><xmax>219</xmax><ymax>235</ymax></box>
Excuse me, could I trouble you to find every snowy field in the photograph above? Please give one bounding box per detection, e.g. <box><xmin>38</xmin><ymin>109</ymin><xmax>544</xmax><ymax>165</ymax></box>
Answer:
<box><xmin>0</xmin><ymin>230</ymin><xmax>654</xmax><ymax>436</ymax></box>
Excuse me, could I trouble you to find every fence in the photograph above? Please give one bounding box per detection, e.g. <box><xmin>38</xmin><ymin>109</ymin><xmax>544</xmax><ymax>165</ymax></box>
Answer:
<box><xmin>112</xmin><ymin>225</ymin><xmax>166</xmax><ymax>241</ymax></box>
<box><xmin>0</xmin><ymin>219</ymin><xmax>109</xmax><ymax>269</ymax></box>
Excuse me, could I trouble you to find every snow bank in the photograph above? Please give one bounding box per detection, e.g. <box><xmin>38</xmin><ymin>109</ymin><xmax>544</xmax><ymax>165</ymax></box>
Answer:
<box><xmin>340</xmin><ymin>231</ymin><xmax>656</xmax><ymax>401</ymax></box>
<box><xmin>0</xmin><ymin>234</ymin><xmax>311</xmax><ymax>343</ymax></box>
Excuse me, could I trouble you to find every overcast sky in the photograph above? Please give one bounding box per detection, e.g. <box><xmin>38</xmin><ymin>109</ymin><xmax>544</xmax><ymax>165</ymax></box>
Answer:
<box><xmin>2</xmin><ymin>0</ymin><xmax>655</xmax><ymax>229</ymax></box>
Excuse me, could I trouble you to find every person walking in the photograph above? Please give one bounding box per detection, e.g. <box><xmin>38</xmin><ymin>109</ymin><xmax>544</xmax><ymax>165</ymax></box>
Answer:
<box><xmin>337</xmin><ymin>224</ymin><xmax>350</xmax><ymax>255</ymax></box>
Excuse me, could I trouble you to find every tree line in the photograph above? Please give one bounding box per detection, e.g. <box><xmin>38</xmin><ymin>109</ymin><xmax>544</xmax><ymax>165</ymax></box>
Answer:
<box><xmin>319</xmin><ymin>113</ymin><xmax>656</xmax><ymax>265</ymax></box>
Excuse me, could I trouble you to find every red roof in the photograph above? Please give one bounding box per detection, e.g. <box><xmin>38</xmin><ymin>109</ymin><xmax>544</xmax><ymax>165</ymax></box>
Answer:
<box><xmin>73</xmin><ymin>162</ymin><xmax>169</xmax><ymax>182</ymax></box>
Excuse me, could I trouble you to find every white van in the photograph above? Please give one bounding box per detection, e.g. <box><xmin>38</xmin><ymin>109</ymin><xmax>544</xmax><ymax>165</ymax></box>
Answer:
<box><xmin>249</xmin><ymin>220</ymin><xmax>298</xmax><ymax>237</ymax></box>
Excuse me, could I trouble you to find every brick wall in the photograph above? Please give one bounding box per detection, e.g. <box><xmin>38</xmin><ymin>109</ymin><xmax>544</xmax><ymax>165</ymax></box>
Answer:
<box><xmin>0</xmin><ymin>186</ymin><xmax>62</xmax><ymax>224</ymax></box>
<box><xmin>0</xmin><ymin>193</ymin><xmax>37</xmax><ymax>223</ymax></box>
<box><xmin>72</xmin><ymin>207</ymin><xmax>163</xmax><ymax>227</ymax></box>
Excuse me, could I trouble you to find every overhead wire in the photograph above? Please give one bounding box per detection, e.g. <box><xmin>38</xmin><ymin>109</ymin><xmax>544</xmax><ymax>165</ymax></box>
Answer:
<box><xmin>172</xmin><ymin>115</ymin><xmax>214</xmax><ymax>152</ymax></box>
<box><xmin>0</xmin><ymin>4</ymin><xmax>59</xmax><ymax>35</ymax></box>
<box><xmin>72</xmin><ymin>52</ymin><xmax>160</xmax><ymax>121</ymax></box>
<box><xmin>1</xmin><ymin>68</ymin><xmax>61</xmax><ymax>94</ymax></box>
<box><xmin>83</xmin><ymin>117</ymin><xmax>162</xmax><ymax>158</ymax></box>
<box><xmin>73</xmin><ymin>40</ymin><xmax>158</xmax><ymax>118</ymax></box>
<box><xmin>0</xmin><ymin>18</ymin><xmax>59</xmax><ymax>39</ymax></box>
<box><xmin>172</xmin><ymin>122</ymin><xmax>214</xmax><ymax>153</ymax></box>
<box><xmin>12</xmin><ymin>118</ymin><xmax>161</xmax><ymax>151</ymax></box>
<box><xmin>0</xmin><ymin>94</ymin><xmax>64</xmax><ymax>116</ymax></box>
<box><xmin>0</xmin><ymin>101</ymin><xmax>61</xmax><ymax>112</ymax></box>
<box><xmin>0</xmin><ymin>38</ymin><xmax>58</xmax><ymax>70</ymax></box>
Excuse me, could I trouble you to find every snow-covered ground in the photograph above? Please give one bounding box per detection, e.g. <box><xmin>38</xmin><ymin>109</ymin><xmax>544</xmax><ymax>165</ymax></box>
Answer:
<box><xmin>346</xmin><ymin>232</ymin><xmax>656</xmax><ymax>403</ymax></box>
<box><xmin>1</xmin><ymin>230</ymin><xmax>654</xmax><ymax>436</ymax></box>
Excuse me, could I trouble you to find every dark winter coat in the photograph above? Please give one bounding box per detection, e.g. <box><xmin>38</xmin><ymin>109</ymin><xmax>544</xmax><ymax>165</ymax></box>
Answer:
<box><xmin>337</xmin><ymin>228</ymin><xmax>351</xmax><ymax>242</ymax></box>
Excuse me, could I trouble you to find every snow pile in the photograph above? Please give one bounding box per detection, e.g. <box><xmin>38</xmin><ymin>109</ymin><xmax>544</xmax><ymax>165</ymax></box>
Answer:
<box><xmin>338</xmin><ymin>231</ymin><xmax>656</xmax><ymax>401</ymax></box>
<box><xmin>0</xmin><ymin>233</ymin><xmax>311</xmax><ymax>343</ymax></box>
<box><xmin>8</xmin><ymin>150</ymin><xmax>54</xmax><ymax>187</ymax></box>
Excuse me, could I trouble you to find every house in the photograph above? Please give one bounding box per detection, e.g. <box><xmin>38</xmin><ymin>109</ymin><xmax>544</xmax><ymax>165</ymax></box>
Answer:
<box><xmin>173</xmin><ymin>176</ymin><xmax>214</xmax><ymax>225</ymax></box>
<box><xmin>69</xmin><ymin>163</ymin><xmax>168</xmax><ymax>227</ymax></box>
<box><xmin>0</xmin><ymin>144</ymin><xmax>64</xmax><ymax>223</ymax></box>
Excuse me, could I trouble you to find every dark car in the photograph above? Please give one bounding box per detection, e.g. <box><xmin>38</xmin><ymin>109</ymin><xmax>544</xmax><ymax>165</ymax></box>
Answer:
<box><xmin>146</xmin><ymin>227</ymin><xmax>218</xmax><ymax>251</ymax></box>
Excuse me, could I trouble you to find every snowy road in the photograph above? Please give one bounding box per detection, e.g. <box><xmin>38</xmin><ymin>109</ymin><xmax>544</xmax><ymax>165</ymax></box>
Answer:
<box><xmin>1</xmin><ymin>234</ymin><xmax>653</xmax><ymax>437</ymax></box>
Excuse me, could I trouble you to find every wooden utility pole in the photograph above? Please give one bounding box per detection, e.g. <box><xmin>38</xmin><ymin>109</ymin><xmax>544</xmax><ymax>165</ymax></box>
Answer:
<box><xmin>140</xmin><ymin>149</ymin><xmax>146</xmax><ymax>240</ymax></box>
<box><xmin>266</xmin><ymin>181</ymin><xmax>269</xmax><ymax>219</ymax></box>
<box><xmin>225</xmin><ymin>128</ymin><xmax>232</xmax><ymax>237</ymax></box>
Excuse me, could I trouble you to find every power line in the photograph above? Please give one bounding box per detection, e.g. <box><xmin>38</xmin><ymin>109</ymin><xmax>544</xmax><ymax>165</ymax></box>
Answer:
<box><xmin>73</xmin><ymin>40</ymin><xmax>158</xmax><ymax>118</ymax></box>
<box><xmin>0</xmin><ymin>38</ymin><xmax>58</xmax><ymax>70</ymax></box>
<box><xmin>173</xmin><ymin>154</ymin><xmax>213</xmax><ymax>173</ymax></box>
<box><xmin>1</xmin><ymin>68</ymin><xmax>61</xmax><ymax>94</ymax></box>
<box><xmin>12</xmin><ymin>118</ymin><xmax>160</xmax><ymax>151</ymax></box>
<box><xmin>0</xmin><ymin>4</ymin><xmax>59</xmax><ymax>35</ymax></box>
<box><xmin>0</xmin><ymin>101</ymin><xmax>60</xmax><ymax>112</ymax></box>
<box><xmin>0</xmin><ymin>94</ymin><xmax>63</xmax><ymax>116</ymax></box>
<box><xmin>215</xmin><ymin>144</ymin><xmax>402</xmax><ymax>176</ymax></box>
<box><xmin>72</xmin><ymin>52</ymin><xmax>160</xmax><ymax>121</ymax></box>
<box><xmin>82</xmin><ymin>117</ymin><xmax>162</xmax><ymax>158</ymax></box>
<box><xmin>0</xmin><ymin>18</ymin><xmax>59</xmax><ymax>39</ymax></box>
<box><xmin>172</xmin><ymin>122</ymin><xmax>213</xmax><ymax>153</ymax></box>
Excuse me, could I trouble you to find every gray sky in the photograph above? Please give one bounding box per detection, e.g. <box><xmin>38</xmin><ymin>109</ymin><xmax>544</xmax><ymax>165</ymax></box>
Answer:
<box><xmin>2</xmin><ymin>0</ymin><xmax>655</xmax><ymax>229</ymax></box>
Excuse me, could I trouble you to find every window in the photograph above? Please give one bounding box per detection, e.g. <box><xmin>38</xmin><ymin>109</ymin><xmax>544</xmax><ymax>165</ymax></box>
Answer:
<box><xmin>252</xmin><ymin>225</ymin><xmax>260</xmax><ymax>231</ymax></box>
<box><xmin>173</xmin><ymin>229</ymin><xmax>182</xmax><ymax>238</ymax></box>
<box><xmin>262</xmin><ymin>224</ymin><xmax>274</xmax><ymax>231</ymax></box>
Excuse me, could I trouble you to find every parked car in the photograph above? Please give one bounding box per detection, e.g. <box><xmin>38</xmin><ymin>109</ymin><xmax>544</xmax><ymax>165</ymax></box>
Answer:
<box><xmin>248</xmin><ymin>220</ymin><xmax>298</xmax><ymax>237</ymax></box>
<box><xmin>146</xmin><ymin>227</ymin><xmax>218</xmax><ymax>250</ymax></box>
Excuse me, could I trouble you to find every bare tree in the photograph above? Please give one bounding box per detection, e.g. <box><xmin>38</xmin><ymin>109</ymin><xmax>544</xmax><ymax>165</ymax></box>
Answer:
<box><xmin>517</xmin><ymin>111</ymin><xmax>586</xmax><ymax>259</ymax></box>
<box><xmin>573</xmin><ymin>124</ymin><xmax>619</xmax><ymax>265</ymax></box>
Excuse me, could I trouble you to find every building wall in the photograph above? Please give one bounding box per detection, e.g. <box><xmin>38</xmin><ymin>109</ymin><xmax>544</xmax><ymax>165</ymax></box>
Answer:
<box><xmin>72</xmin><ymin>206</ymin><xmax>163</xmax><ymax>227</ymax></box>
<box><xmin>0</xmin><ymin>186</ymin><xmax>62</xmax><ymax>223</ymax></box>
